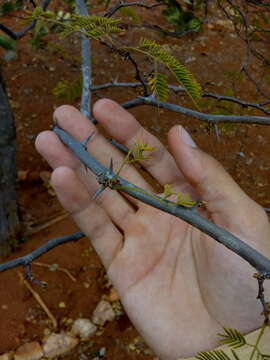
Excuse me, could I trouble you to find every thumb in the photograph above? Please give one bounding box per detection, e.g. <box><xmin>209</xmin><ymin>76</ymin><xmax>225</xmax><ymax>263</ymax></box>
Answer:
<box><xmin>168</xmin><ymin>125</ymin><xmax>264</xmax><ymax>230</ymax></box>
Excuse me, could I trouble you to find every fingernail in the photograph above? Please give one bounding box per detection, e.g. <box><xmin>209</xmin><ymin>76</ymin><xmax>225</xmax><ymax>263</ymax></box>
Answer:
<box><xmin>179</xmin><ymin>126</ymin><xmax>197</xmax><ymax>148</ymax></box>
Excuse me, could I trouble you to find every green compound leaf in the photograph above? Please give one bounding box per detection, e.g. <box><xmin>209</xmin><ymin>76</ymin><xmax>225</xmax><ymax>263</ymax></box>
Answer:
<box><xmin>176</xmin><ymin>191</ymin><xmax>196</xmax><ymax>207</ymax></box>
<box><xmin>148</xmin><ymin>73</ymin><xmax>169</xmax><ymax>102</ymax></box>
<box><xmin>230</xmin><ymin>349</ymin><xmax>240</xmax><ymax>360</ymax></box>
<box><xmin>31</xmin><ymin>9</ymin><xmax>124</xmax><ymax>40</ymax></box>
<box><xmin>218</xmin><ymin>328</ymin><xmax>246</xmax><ymax>349</ymax></box>
<box><xmin>72</xmin><ymin>14</ymin><xmax>124</xmax><ymax>38</ymax></box>
<box><xmin>196</xmin><ymin>350</ymin><xmax>232</xmax><ymax>360</ymax></box>
<box><xmin>138</xmin><ymin>38</ymin><xmax>202</xmax><ymax>102</ymax></box>
<box><xmin>163</xmin><ymin>184</ymin><xmax>175</xmax><ymax>199</ymax></box>
<box><xmin>52</xmin><ymin>79</ymin><xmax>82</xmax><ymax>102</ymax></box>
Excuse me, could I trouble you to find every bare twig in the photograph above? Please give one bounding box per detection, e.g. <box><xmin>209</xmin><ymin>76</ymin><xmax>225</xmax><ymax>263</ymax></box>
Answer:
<box><xmin>0</xmin><ymin>232</ymin><xmax>84</xmax><ymax>273</ymax></box>
<box><xmin>18</xmin><ymin>271</ymin><xmax>58</xmax><ymax>328</ymax></box>
<box><xmin>33</xmin><ymin>262</ymin><xmax>77</xmax><ymax>282</ymax></box>
<box><xmin>91</xmin><ymin>81</ymin><xmax>270</xmax><ymax>116</ymax></box>
<box><xmin>122</xmin><ymin>95</ymin><xmax>270</xmax><ymax>125</ymax></box>
<box><xmin>99</xmin><ymin>40</ymin><xmax>148</xmax><ymax>95</ymax></box>
<box><xmin>105</xmin><ymin>1</ymin><xmax>164</xmax><ymax>18</ymax></box>
<box><xmin>254</xmin><ymin>273</ymin><xmax>270</xmax><ymax>324</ymax></box>
<box><xmin>202</xmin><ymin>92</ymin><xmax>270</xmax><ymax>116</ymax></box>
<box><xmin>25</xmin><ymin>212</ymin><xmax>69</xmax><ymax>235</ymax></box>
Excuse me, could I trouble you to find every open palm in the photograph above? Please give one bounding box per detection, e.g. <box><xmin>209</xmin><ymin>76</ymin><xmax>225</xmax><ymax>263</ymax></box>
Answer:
<box><xmin>36</xmin><ymin>99</ymin><xmax>270</xmax><ymax>360</ymax></box>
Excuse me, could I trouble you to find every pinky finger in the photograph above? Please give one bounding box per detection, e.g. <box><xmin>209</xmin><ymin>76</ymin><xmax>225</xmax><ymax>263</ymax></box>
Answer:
<box><xmin>51</xmin><ymin>166</ymin><xmax>123</xmax><ymax>269</ymax></box>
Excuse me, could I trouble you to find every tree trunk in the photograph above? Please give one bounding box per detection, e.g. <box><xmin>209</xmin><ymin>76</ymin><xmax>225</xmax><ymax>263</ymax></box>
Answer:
<box><xmin>0</xmin><ymin>70</ymin><xmax>20</xmax><ymax>256</ymax></box>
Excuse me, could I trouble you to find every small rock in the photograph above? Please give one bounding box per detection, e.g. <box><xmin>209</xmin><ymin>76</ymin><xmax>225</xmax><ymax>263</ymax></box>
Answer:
<box><xmin>206</xmin><ymin>23</ymin><xmax>214</xmax><ymax>30</ymax></box>
<box><xmin>99</xmin><ymin>347</ymin><xmax>106</xmax><ymax>357</ymax></box>
<box><xmin>0</xmin><ymin>352</ymin><xmax>14</xmax><ymax>360</ymax></box>
<box><xmin>71</xmin><ymin>318</ymin><xmax>97</xmax><ymax>340</ymax></box>
<box><xmin>15</xmin><ymin>342</ymin><xmax>43</xmax><ymax>360</ymax></box>
<box><xmin>92</xmin><ymin>300</ymin><xmax>115</xmax><ymax>326</ymax></box>
<box><xmin>236</xmin><ymin>151</ymin><xmax>245</xmax><ymax>158</ymax></box>
<box><xmin>109</xmin><ymin>288</ymin><xmax>119</xmax><ymax>302</ymax></box>
<box><xmin>17</xmin><ymin>170</ymin><xmax>29</xmax><ymax>182</ymax></box>
<box><xmin>42</xmin><ymin>333</ymin><xmax>78</xmax><ymax>358</ymax></box>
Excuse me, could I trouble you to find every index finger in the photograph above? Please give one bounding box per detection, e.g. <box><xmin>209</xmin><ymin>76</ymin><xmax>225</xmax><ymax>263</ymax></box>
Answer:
<box><xmin>93</xmin><ymin>99</ymin><xmax>188</xmax><ymax>190</ymax></box>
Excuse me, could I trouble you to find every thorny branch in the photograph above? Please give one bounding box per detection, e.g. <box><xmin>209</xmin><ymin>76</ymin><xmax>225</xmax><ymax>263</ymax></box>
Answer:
<box><xmin>254</xmin><ymin>273</ymin><xmax>270</xmax><ymax>324</ymax></box>
<box><xmin>0</xmin><ymin>232</ymin><xmax>84</xmax><ymax>273</ymax></box>
<box><xmin>51</xmin><ymin>125</ymin><xmax>270</xmax><ymax>276</ymax></box>
<box><xmin>122</xmin><ymin>95</ymin><xmax>270</xmax><ymax>125</ymax></box>
<box><xmin>99</xmin><ymin>40</ymin><xmax>148</xmax><ymax>95</ymax></box>
<box><xmin>91</xmin><ymin>81</ymin><xmax>270</xmax><ymax>116</ymax></box>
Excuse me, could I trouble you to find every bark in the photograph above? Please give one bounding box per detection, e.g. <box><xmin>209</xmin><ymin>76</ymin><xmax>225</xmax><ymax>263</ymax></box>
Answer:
<box><xmin>0</xmin><ymin>70</ymin><xmax>20</xmax><ymax>256</ymax></box>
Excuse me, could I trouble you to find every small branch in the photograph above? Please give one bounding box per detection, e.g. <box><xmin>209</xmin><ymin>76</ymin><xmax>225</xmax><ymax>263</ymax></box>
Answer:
<box><xmin>91</xmin><ymin>81</ymin><xmax>270</xmax><ymax>116</ymax></box>
<box><xmin>99</xmin><ymin>40</ymin><xmax>148</xmax><ymax>95</ymax></box>
<box><xmin>76</xmin><ymin>0</ymin><xmax>92</xmax><ymax>119</ymax></box>
<box><xmin>18</xmin><ymin>271</ymin><xmax>58</xmax><ymax>329</ymax></box>
<box><xmin>254</xmin><ymin>273</ymin><xmax>270</xmax><ymax>324</ymax></box>
<box><xmin>91</xmin><ymin>81</ymin><xmax>142</xmax><ymax>91</ymax></box>
<box><xmin>105</xmin><ymin>1</ymin><xmax>164</xmax><ymax>18</ymax></box>
<box><xmin>122</xmin><ymin>95</ymin><xmax>270</xmax><ymax>125</ymax></box>
<box><xmin>25</xmin><ymin>212</ymin><xmax>69</xmax><ymax>235</ymax></box>
<box><xmin>202</xmin><ymin>92</ymin><xmax>270</xmax><ymax>116</ymax></box>
<box><xmin>0</xmin><ymin>24</ymin><xmax>17</xmax><ymax>40</ymax></box>
<box><xmin>33</xmin><ymin>262</ymin><xmax>77</xmax><ymax>282</ymax></box>
<box><xmin>0</xmin><ymin>0</ymin><xmax>52</xmax><ymax>40</ymax></box>
<box><xmin>53</xmin><ymin>125</ymin><xmax>270</xmax><ymax>274</ymax></box>
<box><xmin>0</xmin><ymin>232</ymin><xmax>84</xmax><ymax>273</ymax></box>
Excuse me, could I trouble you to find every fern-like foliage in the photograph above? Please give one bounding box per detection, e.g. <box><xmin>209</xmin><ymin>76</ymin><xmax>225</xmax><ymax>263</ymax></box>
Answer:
<box><xmin>30</xmin><ymin>7</ymin><xmax>124</xmax><ymax>40</ymax></box>
<box><xmin>70</xmin><ymin>14</ymin><xmax>124</xmax><ymax>39</ymax></box>
<box><xmin>138</xmin><ymin>38</ymin><xmax>202</xmax><ymax>102</ymax></box>
<box><xmin>148</xmin><ymin>73</ymin><xmax>169</xmax><ymax>102</ymax></box>
<box><xmin>218</xmin><ymin>328</ymin><xmax>246</xmax><ymax>349</ymax></box>
<box><xmin>196</xmin><ymin>350</ymin><xmax>232</xmax><ymax>360</ymax></box>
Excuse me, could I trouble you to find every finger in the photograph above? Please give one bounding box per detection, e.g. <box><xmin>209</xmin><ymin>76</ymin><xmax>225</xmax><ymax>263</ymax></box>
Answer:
<box><xmin>51</xmin><ymin>166</ymin><xmax>123</xmax><ymax>268</ymax></box>
<box><xmin>168</xmin><ymin>125</ymin><xmax>268</xmax><ymax>249</ymax></box>
<box><xmin>36</xmin><ymin>131</ymin><xmax>136</xmax><ymax>230</ymax></box>
<box><xmin>35</xmin><ymin>130</ymin><xmax>81</xmax><ymax>170</ymax></box>
<box><xmin>93</xmin><ymin>99</ymin><xmax>187</xmax><ymax>188</ymax></box>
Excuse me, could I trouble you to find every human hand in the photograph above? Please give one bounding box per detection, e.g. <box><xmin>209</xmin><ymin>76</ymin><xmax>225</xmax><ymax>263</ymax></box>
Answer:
<box><xmin>35</xmin><ymin>99</ymin><xmax>270</xmax><ymax>360</ymax></box>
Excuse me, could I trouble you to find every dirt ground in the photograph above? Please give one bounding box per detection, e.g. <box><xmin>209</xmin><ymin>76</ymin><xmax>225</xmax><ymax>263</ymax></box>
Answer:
<box><xmin>0</xmin><ymin>2</ymin><xmax>270</xmax><ymax>359</ymax></box>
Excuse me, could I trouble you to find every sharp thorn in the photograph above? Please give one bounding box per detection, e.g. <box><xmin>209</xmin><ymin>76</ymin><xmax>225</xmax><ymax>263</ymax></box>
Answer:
<box><xmin>109</xmin><ymin>158</ymin><xmax>114</xmax><ymax>174</ymax></box>
<box><xmin>92</xmin><ymin>186</ymin><xmax>105</xmax><ymax>200</ymax></box>
<box><xmin>82</xmin><ymin>131</ymin><xmax>96</xmax><ymax>149</ymax></box>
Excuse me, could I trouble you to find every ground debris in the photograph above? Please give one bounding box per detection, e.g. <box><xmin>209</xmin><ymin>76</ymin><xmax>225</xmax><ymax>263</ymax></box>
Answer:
<box><xmin>0</xmin><ymin>352</ymin><xmax>14</xmax><ymax>360</ymax></box>
<box><xmin>42</xmin><ymin>333</ymin><xmax>79</xmax><ymax>358</ymax></box>
<box><xmin>92</xmin><ymin>300</ymin><xmax>115</xmax><ymax>326</ymax></box>
<box><xmin>71</xmin><ymin>318</ymin><xmax>97</xmax><ymax>340</ymax></box>
<box><xmin>14</xmin><ymin>342</ymin><xmax>43</xmax><ymax>360</ymax></box>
